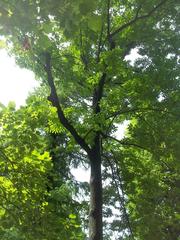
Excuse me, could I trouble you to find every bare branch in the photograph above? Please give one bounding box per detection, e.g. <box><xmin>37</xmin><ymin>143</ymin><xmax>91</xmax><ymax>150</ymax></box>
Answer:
<box><xmin>110</xmin><ymin>0</ymin><xmax>168</xmax><ymax>38</ymax></box>
<box><xmin>44</xmin><ymin>52</ymin><xmax>91</xmax><ymax>154</ymax></box>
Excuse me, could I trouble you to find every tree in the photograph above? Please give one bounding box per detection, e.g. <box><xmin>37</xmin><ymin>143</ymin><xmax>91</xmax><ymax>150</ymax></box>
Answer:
<box><xmin>0</xmin><ymin>99</ymin><xmax>85</xmax><ymax>240</ymax></box>
<box><xmin>121</xmin><ymin>107</ymin><xmax>180</xmax><ymax>239</ymax></box>
<box><xmin>0</xmin><ymin>1</ymin><xmax>179</xmax><ymax>239</ymax></box>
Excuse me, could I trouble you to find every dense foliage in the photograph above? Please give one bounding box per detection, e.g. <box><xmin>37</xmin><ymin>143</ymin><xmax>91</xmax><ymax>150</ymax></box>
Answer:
<box><xmin>0</xmin><ymin>0</ymin><xmax>179</xmax><ymax>239</ymax></box>
<box><xmin>0</xmin><ymin>99</ymin><xmax>85</xmax><ymax>240</ymax></box>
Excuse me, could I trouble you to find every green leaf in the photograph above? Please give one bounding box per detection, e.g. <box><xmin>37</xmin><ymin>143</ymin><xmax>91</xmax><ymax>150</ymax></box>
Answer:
<box><xmin>79</xmin><ymin>0</ymin><xmax>96</xmax><ymax>15</ymax></box>
<box><xmin>88</xmin><ymin>15</ymin><xmax>102</xmax><ymax>32</ymax></box>
<box><xmin>0</xmin><ymin>39</ymin><xmax>6</xmax><ymax>49</ymax></box>
<box><xmin>69</xmin><ymin>214</ymin><xmax>76</xmax><ymax>219</ymax></box>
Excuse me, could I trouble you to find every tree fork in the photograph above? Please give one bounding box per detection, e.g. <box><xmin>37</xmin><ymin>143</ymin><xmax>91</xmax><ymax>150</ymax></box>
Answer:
<box><xmin>44</xmin><ymin>52</ymin><xmax>91</xmax><ymax>155</ymax></box>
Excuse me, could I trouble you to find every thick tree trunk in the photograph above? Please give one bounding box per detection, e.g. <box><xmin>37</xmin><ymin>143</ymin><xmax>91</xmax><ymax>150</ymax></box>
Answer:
<box><xmin>88</xmin><ymin>142</ymin><xmax>103</xmax><ymax>240</ymax></box>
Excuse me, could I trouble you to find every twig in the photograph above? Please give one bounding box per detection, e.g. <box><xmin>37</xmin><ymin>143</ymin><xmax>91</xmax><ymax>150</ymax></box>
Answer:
<box><xmin>103</xmin><ymin>133</ymin><xmax>148</xmax><ymax>151</ymax></box>
<box><xmin>110</xmin><ymin>0</ymin><xmax>168</xmax><ymax>38</ymax></box>
<box><xmin>106</xmin><ymin>107</ymin><xmax>177</xmax><ymax>120</ymax></box>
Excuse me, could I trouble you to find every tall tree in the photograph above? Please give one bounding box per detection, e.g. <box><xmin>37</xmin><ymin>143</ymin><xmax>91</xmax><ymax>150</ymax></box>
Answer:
<box><xmin>0</xmin><ymin>1</ymin><xmax>179</xmax><ymax>239</ymax></box>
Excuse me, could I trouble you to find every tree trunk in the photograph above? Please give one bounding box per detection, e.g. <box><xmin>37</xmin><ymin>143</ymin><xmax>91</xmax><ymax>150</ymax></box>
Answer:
<box><xmin>88</xmin><ymin>141</ymin><xmax>103</xmax><ymax>240</ymax></box>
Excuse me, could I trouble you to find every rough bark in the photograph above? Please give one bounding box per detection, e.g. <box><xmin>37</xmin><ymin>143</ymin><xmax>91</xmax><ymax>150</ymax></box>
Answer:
<box><xmin>88</xmin><ymin>135</ymin><xmax>103</xmax><ymax>240</ymax></box>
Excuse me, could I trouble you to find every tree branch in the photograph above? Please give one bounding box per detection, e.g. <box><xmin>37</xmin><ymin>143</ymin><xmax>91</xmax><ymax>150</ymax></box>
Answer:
<box><xmin>106</xmin><ymin>106</ymin><xmax>176</xmax><ymax>120</ymax></box>
<box><xmin>79</xmin><ymin>29</ymin><xmax>89</xmax><ymax>70</ymax></box>
<box><xmin>91</xmin><ymin>72</ymin><xmax>107</xmax><ymax>150</ymax></box>
<box><xmin>107</xmin><ymin>0</ymin><xmax>111</xmax><ymax>39</ymax></box>
<box><xmin>103</xmin><ymin>134</ymin><xmax>148</xmax><ymax>151</ymax></box>
<box><xmin>122</xmin><ymin>41</ymin><xmax>136</xmax><ymax>59</ymax></box>
<box><xmin>110</xmin><ymin>0</ymin><xmax>168</xmax><ymax>38</ymax></box>
<box><xmin>103</xmin><ymin>133</ymin><xmax>174</xmax><ymax>171</ymax></box>
<box><xmin>93</xmin><ymin>73</ymin><xmax>106</xmax><ymax>114</ymax></box>
<box><xmin>0</xmin><ymin>148</ymin><xmax>15</xmax><ymax>170</ymax></box>
<box><xmin>96</xmin><ymin>22</ymin><xmax>104</xmax><ymax>63</ymax></box>
<box><xmin>44</xmin><ymin>52</ymin><xmax>91</xmax><ymax>154</ymax></box>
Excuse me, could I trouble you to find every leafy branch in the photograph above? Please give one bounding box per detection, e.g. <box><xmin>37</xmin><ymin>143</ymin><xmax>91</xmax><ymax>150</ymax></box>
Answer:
<box><xmin>106</xmin><ymin>106</ymin><xmax>177</xmax><ymax>120</ymax></box>
<box><xmin>103</xmin><ymin>133</ymin><xmax>148</xmax><ymax>151</ymax></box>
<box><xmin>110</xmin><ymin>0</ymin><xmax>168</xmax><ymax>38</ymax></box>
<box><xmin>0</xmin><ymin>148</ymin><xmax>16</xmax><ymax>170</ymax></box>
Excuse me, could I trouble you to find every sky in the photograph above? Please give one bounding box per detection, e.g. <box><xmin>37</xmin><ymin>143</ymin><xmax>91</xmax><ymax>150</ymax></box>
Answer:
<box><xmin>0</xmin><ymin>49</ymin><xmax>39</xmax><ymax>108</ymax></box>
<box><xmin>0</xmin><ymin>49</ymin><xmax>129</xmax><ymax>182</ymax></box>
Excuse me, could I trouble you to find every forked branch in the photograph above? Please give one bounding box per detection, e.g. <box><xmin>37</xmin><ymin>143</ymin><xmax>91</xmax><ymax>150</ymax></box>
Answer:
<box><xmin>44</xmin><ymin>52</ymin><xmax>91</xmax><ymax>154</ymax></box>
